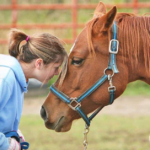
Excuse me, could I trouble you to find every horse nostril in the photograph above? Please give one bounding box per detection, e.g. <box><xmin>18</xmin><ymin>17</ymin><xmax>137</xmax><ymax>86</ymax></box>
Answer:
<box><xmin>40</xmin><ymin>106</ymin><xmax>47</xmax><ymax>121</ymax></box>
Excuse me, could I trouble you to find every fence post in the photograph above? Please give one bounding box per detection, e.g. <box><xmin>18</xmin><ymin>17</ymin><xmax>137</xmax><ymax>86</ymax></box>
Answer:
<box><xmin>72</xmin><ymin>0</ymin><xmax>77</xmax><ymax>43</ymax></box>
<box><xmin>12</xmin><ymin>0</ymin><xmax>17</xmax><ymax>28</ymax></box>
<box><xmin>133</xmin><ymin>0</ymin><xmax>138</xmax><ymax>14</ymax></box>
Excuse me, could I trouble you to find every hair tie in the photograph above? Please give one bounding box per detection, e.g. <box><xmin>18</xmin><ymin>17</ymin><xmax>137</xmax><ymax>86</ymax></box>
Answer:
<box><xmin>26</xmin><ymin>36</ymin><xmax>30</xmax><ymax>42</ymax></box>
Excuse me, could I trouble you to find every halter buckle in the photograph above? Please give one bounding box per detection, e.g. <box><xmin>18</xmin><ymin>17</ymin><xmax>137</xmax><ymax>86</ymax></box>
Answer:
<box><xmin>108</xmin><ymin>86</ymin><xmax>116</xmax><ymax>92</ymax></box>
<box><xmin>109</xmin><ymin>39</ymin><xmax>119</xmax><ymax>54</ymax></box>
<box><xmin>68</xmin><ymin>98</ymin><xmax>81</xmax><ymax>110</ymax></box>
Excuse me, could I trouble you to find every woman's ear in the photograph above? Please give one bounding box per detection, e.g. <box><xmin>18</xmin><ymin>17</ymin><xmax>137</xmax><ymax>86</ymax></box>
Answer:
<box><xmin>35</xmin><ymin>58</ymin><xmax>44</xmax><ymax>70</ymax></box>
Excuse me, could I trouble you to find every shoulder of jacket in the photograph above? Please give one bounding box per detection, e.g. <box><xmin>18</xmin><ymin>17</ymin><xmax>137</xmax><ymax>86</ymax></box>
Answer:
<box><xmin>0</xmin><ymin>67</ymin><xmax>16</xmax><ymax>85</ymax></box>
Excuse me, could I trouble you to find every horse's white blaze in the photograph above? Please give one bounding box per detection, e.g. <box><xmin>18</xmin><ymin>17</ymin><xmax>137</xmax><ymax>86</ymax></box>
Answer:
<box><xmin>69</xmin><ymin>42</ymin><xmax>75</xmax><ymax>55</ymax></box>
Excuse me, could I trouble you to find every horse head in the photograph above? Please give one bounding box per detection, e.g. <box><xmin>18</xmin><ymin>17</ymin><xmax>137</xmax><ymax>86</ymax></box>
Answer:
<box><xmin>41</xmin><ymin>2</ymin><xmax>147</xmax><ymax>132</ymax></box>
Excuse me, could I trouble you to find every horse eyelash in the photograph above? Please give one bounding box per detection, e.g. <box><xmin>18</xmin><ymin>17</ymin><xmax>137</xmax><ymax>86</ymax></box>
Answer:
<box><xmin>71</xmin><ymin>59</ymin><xmax>84</xmax><ymax>65</ymax></box>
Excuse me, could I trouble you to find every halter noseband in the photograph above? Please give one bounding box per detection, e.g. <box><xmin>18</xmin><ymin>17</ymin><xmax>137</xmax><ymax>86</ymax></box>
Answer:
<box><xmin>50</xmin><ymin>22</ymin><xmax>119</xmax><ymax>127</ymax></box>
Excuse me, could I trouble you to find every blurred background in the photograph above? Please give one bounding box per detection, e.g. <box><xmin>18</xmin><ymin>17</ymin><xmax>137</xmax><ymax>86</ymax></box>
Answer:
<box><xmin>1</xmin><ymin>0</ymin><xmax>150</xmax><ymax>150</ymax></box>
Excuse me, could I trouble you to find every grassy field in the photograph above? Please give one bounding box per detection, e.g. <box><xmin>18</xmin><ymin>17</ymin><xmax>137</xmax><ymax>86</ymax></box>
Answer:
<box><xmin>20</xmin><ymin>114</ymin><xmax>150</xmax><ymax>150</ymax></box>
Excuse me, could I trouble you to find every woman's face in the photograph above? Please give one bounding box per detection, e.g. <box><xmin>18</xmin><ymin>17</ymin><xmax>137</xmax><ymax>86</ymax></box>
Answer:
<box><xmin>35</xmin><ymin>59</ymin><xmax>63</xmax><ymax>84</ymax></box>
<box><xmin>43</xmin><ymin>62</ymin><xmax>62</xmax><ymax>83</ymax></box>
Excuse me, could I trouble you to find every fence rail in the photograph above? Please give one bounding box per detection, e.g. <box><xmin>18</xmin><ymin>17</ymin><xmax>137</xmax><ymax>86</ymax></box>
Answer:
<box><xmin>0</xmin><ymin>0</ymin><xmax>150</xmax><ymax>45</ymax></box>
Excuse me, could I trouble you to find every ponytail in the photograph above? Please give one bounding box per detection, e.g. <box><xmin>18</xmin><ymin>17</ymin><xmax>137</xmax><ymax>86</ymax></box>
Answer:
<box><xmin>8</xmin><ymin>28</ymin><xmax>28</xmax><ymax>58</ymax></box>
<box><xmin>8</xmin><ymin>28</ymin><xmax>67</xmax><ymax>66</ymax></box>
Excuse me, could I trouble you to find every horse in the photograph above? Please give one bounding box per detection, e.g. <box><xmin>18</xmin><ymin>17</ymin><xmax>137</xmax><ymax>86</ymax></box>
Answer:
<box><xmin>40</xmin><ymin>2</ymin><xmax>150</xmax><ymax>133</ymax></box>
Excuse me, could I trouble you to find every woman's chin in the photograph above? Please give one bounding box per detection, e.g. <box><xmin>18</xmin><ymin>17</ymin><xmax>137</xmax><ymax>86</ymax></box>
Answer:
<box><xmin>42</xmin><ymin>79</ymin><xmax>50</xmax><ymax>84</ymax></box>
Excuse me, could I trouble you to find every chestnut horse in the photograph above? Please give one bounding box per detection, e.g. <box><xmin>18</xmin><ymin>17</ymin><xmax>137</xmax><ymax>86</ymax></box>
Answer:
<box><xmin>41</xmin><ymin>2</ymin><xmax>150</xmax><ymax>132</ymax></box>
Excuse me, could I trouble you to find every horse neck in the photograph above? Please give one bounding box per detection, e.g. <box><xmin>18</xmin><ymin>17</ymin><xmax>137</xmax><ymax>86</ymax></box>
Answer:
<box><xmin>116</xmin><ymin>15</ymin><xmax>150</xmax><ymax>84</ymax></box>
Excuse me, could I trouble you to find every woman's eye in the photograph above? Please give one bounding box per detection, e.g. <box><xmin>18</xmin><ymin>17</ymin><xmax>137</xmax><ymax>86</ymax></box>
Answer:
<box><xmin>71</xmin><ymin>58</ymin><xmax>84</xmax><ymax>66</ymax></box>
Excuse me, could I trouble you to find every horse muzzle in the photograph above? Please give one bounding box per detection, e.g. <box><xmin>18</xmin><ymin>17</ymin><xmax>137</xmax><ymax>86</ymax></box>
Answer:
<box><xmin>40</xmin><ymin>106</ymin><xmax>71</xmax><ymax>132</ymax></box>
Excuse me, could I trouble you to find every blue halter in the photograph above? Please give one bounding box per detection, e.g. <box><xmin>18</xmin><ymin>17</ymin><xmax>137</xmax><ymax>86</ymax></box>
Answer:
<box><xmin>50</xmin><ymin>22</ymin><xmax>119</xmax><ymax>127</ymax></box>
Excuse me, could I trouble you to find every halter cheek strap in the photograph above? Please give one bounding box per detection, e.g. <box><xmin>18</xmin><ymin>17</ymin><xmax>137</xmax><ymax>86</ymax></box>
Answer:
<box><xmin>108</xmin><ymin>22</ymin><xmax>119</xmax><ymax>73</ymax></box>
<box><xmin>50</xmin><ymin>22</ymin><xmax>119</xmax><ymax>127</ymax></box>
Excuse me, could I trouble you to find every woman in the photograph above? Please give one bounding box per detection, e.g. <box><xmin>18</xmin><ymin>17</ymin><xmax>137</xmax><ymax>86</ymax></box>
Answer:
<box><xmin>0</xmin><ymin>29</ymin><xmax>68</xmax><ymax>150</ymax></box>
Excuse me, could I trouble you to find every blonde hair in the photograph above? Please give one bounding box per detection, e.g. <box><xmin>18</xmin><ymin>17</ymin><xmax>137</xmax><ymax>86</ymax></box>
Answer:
<box><xmin>8</xmin><ymin>28</ymin><xmax>68</xmax><ymax>65</ymax></box>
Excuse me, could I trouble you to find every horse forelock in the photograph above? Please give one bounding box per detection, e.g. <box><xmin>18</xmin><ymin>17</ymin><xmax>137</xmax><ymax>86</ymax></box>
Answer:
<box><xmin>57</xmin><ymin>55</ymin><xmax>68</xmax><ymax>87</ymax></box>
<box><xmin>117</xmin><ymin>13</ymin><xmax>150</xmax><ymax>72</ymax></box>
<box><xmin>57</xmin><ymin>18</ymin><xmax>98</xmax><ymax>87</ymax></box>
<box><xmin>86</xmin><ymin>17</ymin><xmax>99</xmax><ymax>57</ymax></box>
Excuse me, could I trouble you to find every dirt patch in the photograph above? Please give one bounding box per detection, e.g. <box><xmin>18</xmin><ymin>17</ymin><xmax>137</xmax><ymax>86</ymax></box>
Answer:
<box><xmin>101</xmin><ymin>95</ymin><xmax>150</xmax><ymax>116</ymax></box>
<box><xmin>23</xmin><ymin>95</ymin><xmax>150</xmax><ymax>116</ymax></box>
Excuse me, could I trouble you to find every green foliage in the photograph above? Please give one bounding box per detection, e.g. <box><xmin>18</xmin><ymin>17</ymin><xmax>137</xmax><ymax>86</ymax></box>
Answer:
<box><xmin>47</xmin><ymin>75</ymin><xmax>58</xmax><ymax>87</ymax></box>
<box><xmin>20</xmin><ymin>115</ymin><xmax>150</xmax><ymax>150</ymax></box>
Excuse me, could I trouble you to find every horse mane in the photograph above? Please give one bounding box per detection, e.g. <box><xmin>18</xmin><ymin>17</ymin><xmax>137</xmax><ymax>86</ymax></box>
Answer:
<box><xmin>86</xmin><ymin>13</ymin><xmax>150</xmax><ymax>72</ymax></box>
<box><xmin>117</xmin><ymin>13</ymin><xmax>150</xmax><ymax>72</ymax></box>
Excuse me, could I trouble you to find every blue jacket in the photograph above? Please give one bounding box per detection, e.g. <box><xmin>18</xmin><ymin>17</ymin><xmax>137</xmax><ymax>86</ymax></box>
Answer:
<box><xmin>0</xmin><ymin>54</ymin><xmax>28</xmax><ymax>150</ymax></box>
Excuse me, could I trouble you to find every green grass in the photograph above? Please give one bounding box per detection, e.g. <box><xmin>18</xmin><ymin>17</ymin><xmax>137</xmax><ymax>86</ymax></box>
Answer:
<box><xmin>20</xmin><ymin>115</ymin><xmax>150</xmax><ymax>150</ymax></box>
<box><xmin>123</xmin><ymin>81</ymin><xmax>150</xmax><ymax>96</ymax></box>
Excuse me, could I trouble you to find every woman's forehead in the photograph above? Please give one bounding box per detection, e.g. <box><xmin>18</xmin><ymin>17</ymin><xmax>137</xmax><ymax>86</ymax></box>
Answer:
<box><xmin>53</xmin><ymin>61</ymin><xmax>62</xmax><ymax>66</ymax></box>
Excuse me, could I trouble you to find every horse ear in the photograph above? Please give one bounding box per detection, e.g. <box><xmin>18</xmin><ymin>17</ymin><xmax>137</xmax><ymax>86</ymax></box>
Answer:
<box><xmin>93</xmin><ymin>2</ymin><xmax>107</xmax><ymax>17</ymax></box>
<box><xmin>104</xmin><ymin>6</ymin><xmax>117</xmax><ymax>29</ymax></box>
<box><xmin>93</xmin><ymin>6</ymin><xmax>117</xmax><ymax>35</ymax></box>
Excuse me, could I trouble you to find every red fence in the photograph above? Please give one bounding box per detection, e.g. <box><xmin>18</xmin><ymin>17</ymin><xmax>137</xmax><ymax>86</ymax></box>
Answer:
<box><xmin>0</xmin><ymin>0</ymin><xmax>150</xmax><ymax>45</ymax></box>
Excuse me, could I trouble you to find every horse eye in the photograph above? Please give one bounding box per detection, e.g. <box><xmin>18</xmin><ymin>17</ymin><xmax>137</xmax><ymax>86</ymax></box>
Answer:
<box><xmin>71</xmin><ymin>58</ymin><xmax>84</xmax><ymax>66</ymax></box>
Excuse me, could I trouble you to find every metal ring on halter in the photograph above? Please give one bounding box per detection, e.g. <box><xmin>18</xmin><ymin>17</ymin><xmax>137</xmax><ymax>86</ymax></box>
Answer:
<box><xmin>68</xmin><ymin>97</ymin><xmax>81</xmax><ymax>110</ymax></box>
<box><xmin>104</xmin><ymin>68</ymin><xmax>114</xmax><ymax>77</ymax></box>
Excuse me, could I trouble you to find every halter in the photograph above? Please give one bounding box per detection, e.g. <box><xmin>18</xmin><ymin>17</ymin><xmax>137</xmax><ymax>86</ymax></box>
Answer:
<box><xmin>50</xmin><ymin>22</ymin><xmax>119</xmax><ymax>127</ymax></box>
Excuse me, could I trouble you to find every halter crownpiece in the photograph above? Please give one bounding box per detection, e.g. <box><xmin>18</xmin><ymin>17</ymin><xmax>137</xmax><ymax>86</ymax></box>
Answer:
<box><xmin>26</xmin><ymin>36</ymin><xmax>30</xmax><ymax>42</ymax></box>
<box><xmin>50</xmin><ymin>22</ymin><xmax>119</xmax><ymax>127</ymax></box>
